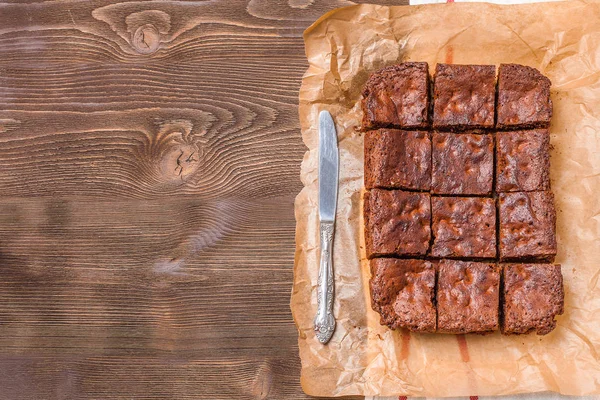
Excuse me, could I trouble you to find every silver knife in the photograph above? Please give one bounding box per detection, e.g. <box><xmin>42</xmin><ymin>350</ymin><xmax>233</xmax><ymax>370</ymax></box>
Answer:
<box><xmin>314</xmin><ymin>110</ymin><xmax>338</xmax><ymax>344</ymax></box>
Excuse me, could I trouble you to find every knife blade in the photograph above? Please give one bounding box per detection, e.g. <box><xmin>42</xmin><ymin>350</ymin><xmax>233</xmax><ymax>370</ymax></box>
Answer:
<box><xmin>314</xmin><ymin>110</ymin><xmax>338</xmax><ymax>344</ymax></box>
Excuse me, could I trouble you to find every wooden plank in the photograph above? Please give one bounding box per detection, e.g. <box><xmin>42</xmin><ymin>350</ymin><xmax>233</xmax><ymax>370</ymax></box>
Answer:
<box><xmin>0</xmin><ymin>0</ymin><xmax>408</xmax><ymax>398</ymax></box>
<box><xmin>0</xmin><ymin>355</ymin><xmax>307</xmax><ymax>399</ymax></box>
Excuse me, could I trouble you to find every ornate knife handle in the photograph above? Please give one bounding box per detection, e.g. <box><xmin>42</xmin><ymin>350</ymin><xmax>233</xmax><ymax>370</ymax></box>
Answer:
<box><xmin>314</xmin><ymin>221</ymin><xmax>336</xmax><ymax>344</ymax></box>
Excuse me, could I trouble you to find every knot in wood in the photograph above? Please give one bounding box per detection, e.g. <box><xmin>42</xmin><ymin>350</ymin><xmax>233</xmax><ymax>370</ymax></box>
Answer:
<box><xmin>137</xmin><ymin>119</ymin><xmax>207</xmax><ymax>186</ymax></box>
<box><xmin>251</xmin><ymin>362</ymin><xmax>272</xmax><ymax>400</ymax></box>
<box><xmin>132</xmin><ymin>24</ymin><xmax>160</xmax><ymax>54</ymax></box>
<box><xmin>168</xmin><ymin>141</ymin><xmax>200</xmax><ymax>181</ymax></box>
<box><xmin>124</xmin><ymin>10</ymin><xmax>171</xmax><ymax>55</ymax></box>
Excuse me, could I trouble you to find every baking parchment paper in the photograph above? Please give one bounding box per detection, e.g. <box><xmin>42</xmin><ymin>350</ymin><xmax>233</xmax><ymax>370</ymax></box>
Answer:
<box><xmin>292</xmin><ymin>0</ymin><xmax>600</xmax><ymax>397</ymax></box>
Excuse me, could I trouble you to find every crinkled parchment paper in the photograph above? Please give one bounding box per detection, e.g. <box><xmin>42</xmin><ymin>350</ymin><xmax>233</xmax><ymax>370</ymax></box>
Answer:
<box><xmin>292</xmin><ymin>1</ymin><xmax>600</xmax><ymax>397</ymax></box>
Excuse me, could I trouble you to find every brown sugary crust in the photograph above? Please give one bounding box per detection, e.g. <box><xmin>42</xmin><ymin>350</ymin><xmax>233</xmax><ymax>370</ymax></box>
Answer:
<box><xmin>432</xmin><ymin>64</ymin><xmax>496</xmax><ymax>130</ymax></box>
<box><xmin>370</xmin><ymin>258</ymin><xmax>436</xmax><ymax>332</ymax></box>
<box><xmin>497</xmin><ymin>64</ymin><xmax>552</xmax><ymax>129</ymax></box>
<box><xmin>363</xmin><ymin>189</ymin><xmax>431</xmax><ymax>258</ymax></box>
<box><xmin>496</xmin><ymin>129</ymin><xmax>551</xmax><ymax>192</ymax></box>
<box><xmin>436</xmin><ymin>260</ymin><xmax>500</xmax><ymax>334</ymax></box>
<box><xmin>364</xmin><ymin>129</ymin><xmax>431</xmax><ymax>190</ymax></box>
<box><xmin>431</xmin><ymin>132</ymin><xmax>494</xmax><ymax>195</ymax></box>
<box><xmin>431</xmin><ymin>197</ymin><xmax>496</xmax><ymax>258</ymax></box>
<box><xmin>502</xmin><ymin>264</ymin><xmax>564</xmax><ymax>335</ymax></box>
<box><xmin>361</xmin><ymin>62</ymin><xmax>430</xmax><ymax>130</ymax></box>
<box><xmin>499</xmin><ymin>191</ymin><xmax>557</xmax><ymax>262</ymax></box>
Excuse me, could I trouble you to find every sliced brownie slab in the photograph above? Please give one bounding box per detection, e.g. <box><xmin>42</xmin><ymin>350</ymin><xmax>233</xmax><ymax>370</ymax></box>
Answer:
<box><xmin>370</xmin><ymin>258</ymin><xmax>436</xmax><ymax>332</ymax></box>
<box><xmin>502</xmin><ymin>263</ymin><xmax>564</xmax><ymax>335</ymax></box>
<box><xmin>432</xmin><ymin>64</ymin><xmax>496</xmax><ymax>130</ymax></box>
<box><xmin>432</xmin><ymin>132</ymin><xmax>494</xmax><ymax>195</ymax></box>
<box><xmin>364</xmin><ymin>189</ymin><xmax>431</xmax><ymax>258</ymax></box>
<box><xmin>364</xmin><ymin>129</ymin><xmax>431</xmax><ymax>190</ymax></box>
<box><xmin>499</xmin><ymin>191</ymin><xmax>557</xmax><ymax>262</ymax></box>
<box><xmin>437</xmin><ymin>260</ymin><xmax>500</xmax><ymax>334</ymax></box>
<box><xmin>362</xmin><ymin>62</ymin><xmax>430</xmax><ymax>130</ymax></box>
<box><xmin>431</xmin><ymin>197</ymin><xmax>496</xmax><ymax>259</ymax></box>
<box><xmin>496</xmin><ymin>129</ymin><xmax>551</xmax><ymax>192</ymax></box>
<box><xmin>497</xmin><ymin>64</ymin><xmax>552</xmax><ymax>129</ymax></box>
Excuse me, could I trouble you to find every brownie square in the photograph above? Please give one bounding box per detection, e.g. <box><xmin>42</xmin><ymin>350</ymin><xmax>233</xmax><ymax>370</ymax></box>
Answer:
<box><xmin>432</xmin><ymin>197</ymin><xmax>496</xmax><ymax>258</ymax></box>
<box><xmin>364</xmin><ymin>189</ymin><xmax>431</xmax><ymax>258</ymax></box>
<box><xmin>361</xmin><ymin>62</ymin><xmax>430</xmax><ymax>130</ymax></box>
<box><xmin>432</xmin><ymin>64</ymin><xmax>496</xmax><ymax>130</ymax></box>
<box><xmin>437</xmin><ymin>260</ymin><xmax>500</xmax><ymax>333</ymax></box>
<box><xmin>370</xmin><ymin>258</ymin><xmax>436</xmax><ymax>332</ymax></box>
<box><xmin>431</xmin><ymin>132</ymin><xmax>493</xmax><ymax>195</ymax></box>
<box><xmin>364</xmin><ymin>129</ymin><xmax>431</xmax><ymax>190</ymax></box>
<box><xmin>499</xmin><ymin>191</ymin><xmax>557</xmax><ymax>262</ymax></box>
<box><xmin>496</xmin><ymin>129</ymin><xmax>551</xmax><ymax>192</ymax></box>
<box><xmin>497</xmin><ymin>64</ymin><xmax>552</xmax><ymax>129</ymax></box>
<box><xmin>502</xmin><ymin>263</ymin><xmax>564</xmax><ymax>335</ymax></box>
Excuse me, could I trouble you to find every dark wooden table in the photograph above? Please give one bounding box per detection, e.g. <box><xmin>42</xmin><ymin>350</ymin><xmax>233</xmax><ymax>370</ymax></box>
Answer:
<box><xmin>0</xmin><ymin>1</ymin><xmax>406</xmax><ymax>398</ymax></box>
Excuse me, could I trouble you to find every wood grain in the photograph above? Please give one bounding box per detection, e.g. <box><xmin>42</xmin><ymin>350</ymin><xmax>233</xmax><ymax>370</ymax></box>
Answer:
<box><xmin>0</xmin><ymin>0</ymin><xmax>407</xmax><ymax>398</ymax></box>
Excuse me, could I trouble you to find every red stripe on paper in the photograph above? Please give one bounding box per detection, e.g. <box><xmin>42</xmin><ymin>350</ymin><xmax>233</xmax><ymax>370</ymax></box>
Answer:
<box><xmin>445</xmin><ymin>45</ymin><xmax>454</xmax><ymax>63</ymax></box>
<box><xmin>400</xmin><ymin>329</ymin><xmax>411</xmax><ymax>360</ymax></box>
<box><xmin>456</xmin><ymin>334</ymin><xmax>471</xmax><ymax>362</ymax></box>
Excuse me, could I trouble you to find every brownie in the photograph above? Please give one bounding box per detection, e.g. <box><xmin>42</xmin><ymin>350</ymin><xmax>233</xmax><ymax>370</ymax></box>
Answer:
<box><xmin>432</xmin><ymin>64</ymin><xmax>496</xmax><ymax>130</ymax></box>
<box><xmin>361</xmin><ymin>62</ymin><xmax>430</xmax><ymax>130</ymax></box>
<box><xmin>364</xmin><ymin>189</ymin><xmax>431</xmax><ymax>258</ymax></box>
<box><xmin>499</xmin><ymin>191</ymin><xmax>557</xmax><ymax>262</ymax></box>
<box><xmin>431</xmin><ymin>197</ymin><xmax>496</xmax><ymax>258</ymax></box>
<box><xmin>431</xmin><ymin>132</ymin><xmax>494</xmax><ymax>195</ymax></box>
<box><xmin>364</xmin><ymin>129</ymin><xmax>431</xmax><ymax>190</ymax></box>
<box><xmin>370</xmin><ymin>258</ymin><xmax>436</xmax><ymax>332</ymax></box>
<box><xmin>496</xmin><ymin>129</ymin><xmax>551</xmax><ymax>192</ymax></box>
<box><xmin>502</xmin><ymin>263</ymin><xmax>564</xmax><ymax>335</ymax></box>
<box><xmin>497</xmin><ymin>64</ymin><xmax>552</xmax><ymax>129</ymax></box>
<box><xmin>437</xmin><ymin>260</ymin><xmax>500</xmax><ymax>334</ymax></box>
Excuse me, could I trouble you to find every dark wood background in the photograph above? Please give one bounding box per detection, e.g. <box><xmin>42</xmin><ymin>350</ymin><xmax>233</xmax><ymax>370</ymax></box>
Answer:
<box><xmin>0</xmin><ymin>1</ymin><xmax>406</xmax><ymax>398</ymax></box>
